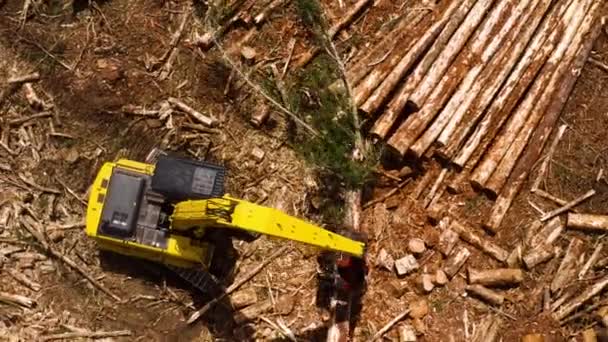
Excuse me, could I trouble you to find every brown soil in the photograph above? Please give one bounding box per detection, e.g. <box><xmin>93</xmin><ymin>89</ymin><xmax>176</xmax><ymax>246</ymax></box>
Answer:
<box><xmin>0</xmin><ymin>0</ymin><xmax>607</xmax><ymax>341</ymax></box>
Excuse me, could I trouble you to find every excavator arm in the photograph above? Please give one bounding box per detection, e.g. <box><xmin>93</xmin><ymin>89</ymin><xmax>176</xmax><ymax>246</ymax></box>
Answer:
<box><xmin>85</xmin><ymin>155</ymin><xmax>367</xmax><ymax>274</ymax></box>
<box><xmin>170</xmin><ymin>196</ymin><xmax>366</xmax><ymax>258</ymax></box>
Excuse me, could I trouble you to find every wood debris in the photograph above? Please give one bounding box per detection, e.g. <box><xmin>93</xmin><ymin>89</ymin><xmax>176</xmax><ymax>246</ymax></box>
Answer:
<box><xmin>554</xmin><ymin>275</ymin><xmax>608</xmax><ymax>321</ymax></box>
<box><xmin>467</xmin><ymin>267</ymin><xmax>523</xmax><ymax>287</ymax></box>
<box><xmin>41</xmin><ymin>329</ymin><xmax>132</xmax><ymax>341</ymax></box>
<box><xmin>567</xmin><ymin>213</ymin><xmax>608</xmax><ymax>232</ymax></box>
<box><xmin>443</xmin><ymin>245</ymin><xmax>470</xmax><ymax>279</ymax></box>
<box><xmin>187</xmin><ymin>246</ymin><xmax>289</xmax><ymax>324</ymax></box>
<box><xmin>540</xmin><ymin>189</ymin><xmax>596</xmax><ymax>222</ymax></box>
<box><xmin>395</xmin><ymin>255</ymin><xmax>419</xmax><ymax>276</ymax></box>
<box><xmin>550</xmin><ymin>237</ymin><xmax>585</xmax><ymax>293</ymax></box>
<box><xmin>466</xmin><ymin>284</ymin><xmax>504</xmax><ymax>306</ymax></box>
<box><xmin>370</xmin><ymin>309</ymin><xmax>410</xmax><ymax>341</ymax></box>
<box><xmin>168</xmin><ymin>97</ymin><xmax>218</xmax><ymax>127</ymax></box>
<box><xmin>0</xmin><ymin>291</ymin><xmax>36</xmax><ymax>308</ymax></box>
<box><xmin>449</xmin><ymin>219</ymin><xmax>509</xmax><ymax>262</ymax></box>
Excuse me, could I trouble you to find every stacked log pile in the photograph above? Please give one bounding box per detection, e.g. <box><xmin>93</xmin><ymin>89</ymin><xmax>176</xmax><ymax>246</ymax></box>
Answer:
<box><xmin>346</xmin><ymin>0</ymin><xmax>603</xmax><ymax>233</ymax></box>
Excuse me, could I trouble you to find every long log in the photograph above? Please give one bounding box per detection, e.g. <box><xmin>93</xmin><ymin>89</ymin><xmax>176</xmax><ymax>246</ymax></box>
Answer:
<box><xmin>408</xmin><ymin>0</ymin><xmax>495</xmax><ymax>110</ymax></box>
<box><xmin>482</xmin><ymin>7</ymin><xmax>602</xmax><ymax>232</ymax></box>
<box><xmin>387</xmin><ymin>0</ymin><xmax>506</xmax><ymax>156</ymax></box>
<box><xmin>0</xmin><ymin>291</ymin><xmax>35</xmax><ymax>308</ymax></box>
<box><xmin>358</xmin><ymin>1</ymin><xmax>460</xmax><ymax>113</ymax></box>
<box><xmin>294</xmin><ymin>0</ymin><xmax>375</xmax><ymax>69</ymax></box>
<box><xmin>345</xmin><ymin>9</ymin><xmax>428</xmax><ymax>87</ymax></box>
<box><xmin>470</xmin><ymin>0</ymin><xmax>592</xmax><ymax>191</ymax></box>
<box><xmin>41</xmin><ymin>330</ymin><xmax>132</xmax><ymax>341</ymax></box>
<box><xmin>328</xmin><ymin>0</ymin><xmax>372</xmax><ymax>37</ymax></box>
<box><xmin>352</xmin><ymin>9</ymin><xmax>445</xmax><ymax>108</ymax></box>
<box><xmin>435</xmin><ymin>0</ymin><xmax>554</xmax><ymax>158</ymax></box>
<box><xmin>369</xmin><ymin>0</ymin><xmax>479</xmax><ymax>140</ymax></box>
<box><xmin>484</xmin><ymin>4</ymin><xmax>598</xmax><ymax>196</ymax></box>
<box><xmin>450</xmin><ymin>0</ymin><xmax>578</xmax><ymax>169</ymax></box>
<box><xmin>409</xmin><ymin>0</ymin><xmax>535</xmax><ymax>158</ymax></box>
<box><xmin>196</xmin><ymin>0</ymin><xmax>248</xmax><ymax>48</ymax></box>
<box><xmin>567</xmin><ymin>213</ymin><xmax>608</xmax><ymax>232</ymax></box>
<box><xmin>551</xmin><ymin>237</ymin><xmax>585</xmax><ymax>293</ymax></box>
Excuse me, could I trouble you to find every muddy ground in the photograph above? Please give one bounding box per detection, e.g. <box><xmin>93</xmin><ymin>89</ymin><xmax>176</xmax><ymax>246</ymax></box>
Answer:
<box><xmin>0</xmin><ymin>0</ymin><xmax>607</xmax><ymax>341</ymax></box>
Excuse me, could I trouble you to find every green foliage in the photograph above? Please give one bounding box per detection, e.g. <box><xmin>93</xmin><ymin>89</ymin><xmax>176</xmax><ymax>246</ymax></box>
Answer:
<box><xmin>285</xmin><ymin>54</ymin><xmax>379</xmax><ymax>189</ymax></box>
<box><xmin>295</xmin><ymin>0</ymin><xmax>327</xmax><ymax>33</ymax></box>
<box><xmin>320</xmin><ymin>202</ymin><xmax>345</xmax><ymax>226</ymax></box>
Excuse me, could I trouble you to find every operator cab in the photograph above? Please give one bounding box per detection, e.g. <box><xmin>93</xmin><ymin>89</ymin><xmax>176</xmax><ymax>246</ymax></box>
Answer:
<box><xmin>97</xmin><ymin>155</ymin><xmax>227</xmax><ymax>244</ymax></box>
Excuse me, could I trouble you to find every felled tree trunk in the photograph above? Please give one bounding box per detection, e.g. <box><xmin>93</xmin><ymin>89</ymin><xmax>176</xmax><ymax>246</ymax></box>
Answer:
<box><xmin>484</xmin><ymin>2</ymin><xmax>597</xmax><ymax>197</ymax></box>
<box><xmin>466</xmin><ymin>284</ymin><xmax>504</xmax><ymax>305</ymax></box>
<box><xmin>523</xmin><ymin>245</ymin><xmax>559</xmax><ymax>270</ymax></box>
<box><xmin>435</xmin><ymin>0</ymin><xmax>554</xmax><ymax>160</ymax></box>
<box><xmin>482</xmin><ymin>2</ymin><xmax>602</xmax><ymax>233</ymax></box>
<box><xmin>346</xmin><ymin>9</ymin><xmax>427</xmax><ymax>87</ymax></box>
<box><xmin>295</xmin><ymin>0</ymin><xmax>374</xmax><ymax>69</ymax></box>
<box><xmin>409</xmin><ymin>0</ymin><xmax>534</xmax><ymax>159</ymax></box>
<box><xmin>554</xmin><ymin>275</ymin><xmax>608</xmax><ymax>321</ymax></box>
<box><xmin>443</xmin><ymin>245</ymin><xmax>471</xmax><ymax>279</ymax></box>
<box><xmin>408</xmin><ymin>0</ymin><xmax>495</xmax><ymax>110</ymax></box>
<box><xmin>470</xmin><ymin>0</ymin><xmax>592</xmax><ymax>191</ymax></box>
<box><xmin>451</xmin><ymin>0</ymin><xmax>578</xmax><ymax>169</ymax></box>
<box><xmin>358</xmin><ymin>0</ymin><xmax>460</xmax><ymax>113</ymax></box>
<box><xmin>369</xmin><ymin>0</ymin><xmax>478</xmax><ymax>140</ymax></box>
<box><xmin>386</xmin><ymin>0</ymin><xmax>502</xmax><ymax>157</ymax></box>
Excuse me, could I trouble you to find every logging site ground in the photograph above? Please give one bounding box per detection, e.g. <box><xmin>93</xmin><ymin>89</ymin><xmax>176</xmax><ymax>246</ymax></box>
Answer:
<box><xmin>1</xmin><ymin>0</ymin><xmax>608</xmax><ymax>341</ymax></box>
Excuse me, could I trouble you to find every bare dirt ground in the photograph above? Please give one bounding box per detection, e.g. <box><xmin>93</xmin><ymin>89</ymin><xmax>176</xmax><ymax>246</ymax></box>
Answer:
<box><xmin>0</xmin><ymin>0</ymin><xmax>607</xmax><ymax>341</ymax></box>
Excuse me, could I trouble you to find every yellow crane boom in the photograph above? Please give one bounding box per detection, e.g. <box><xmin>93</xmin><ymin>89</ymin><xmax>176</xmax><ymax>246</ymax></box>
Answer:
<box><xmin>171</xmin><ymin>197</ymin><xmax>365</xmax><ymax>257</ymax></box>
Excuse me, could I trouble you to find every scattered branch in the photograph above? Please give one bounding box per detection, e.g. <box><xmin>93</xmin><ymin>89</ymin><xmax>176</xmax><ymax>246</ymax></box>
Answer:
<box><xmin>41</xmin><ymin>330</ymin><xmax>132</xmax><ymax>341</ymax></box>
<box><xmin>362</xmin><ymin>179</ymin><xmax>410</xmax><ymax>209</ymax></box>
<box><xmin>370</xmin><ymin>309</ymin><xmax>410</xmax><ymax>341</ymax></box>
<box><xmin>540</xmin><ymin>189</ymin><xmax>596</xmax><ymax>222</ymax></box>
<box><xmin>18</xmin><ymin>212</ymin><xmax>121</xmax><ymax>302</ymax></box>
<box><xmin>187</xmin><ymin>246</ymin><xmax>290</xmax><ymax>324</ymax></box>
<box><xmin>209</xmin><ymin>38</ymin><xmax>319</xmax><ymax>137</ymax></box>
<box><xmin>531</xmin><ymin>124</ymin><xmax>567</xmax><ymax>191</ymax></box>
<box><xmin>0</xmin><ymin>291</ymin><xmax>35</xmax><ymax>308</ymax></box>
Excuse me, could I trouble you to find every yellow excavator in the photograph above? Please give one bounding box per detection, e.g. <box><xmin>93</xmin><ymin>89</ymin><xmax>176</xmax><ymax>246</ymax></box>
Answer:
<box><xmin>84</xmin><ymin>151</ymin><xmax>366</xmax><ymax>292</ymax></box>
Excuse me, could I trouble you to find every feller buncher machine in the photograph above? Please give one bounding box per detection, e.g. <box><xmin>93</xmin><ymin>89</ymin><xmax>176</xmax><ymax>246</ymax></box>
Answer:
<box><xmin>84</xmin><ymin>152</ymin><xmax>367</xmax><ymax>293</ymax></box>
